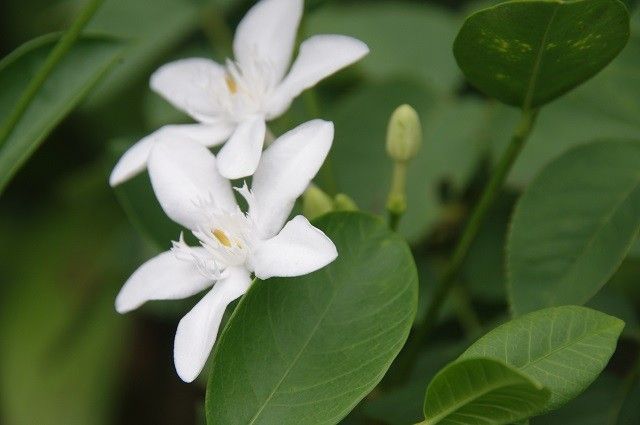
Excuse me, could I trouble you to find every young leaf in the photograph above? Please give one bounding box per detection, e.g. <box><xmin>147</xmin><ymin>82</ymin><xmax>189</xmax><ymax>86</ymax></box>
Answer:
<box><xmin>205</xmin><ymin>212</ymin><xmax>418</xmax><ymax>425</ymax></box>
<box><xmin>0</xmin><ymin>34</ymin><xmax>124</xmax><ymax>193</ymax></box>
<box><xmin>508</xmin><ymin>141</ymin><xmax>640</xmax><ymax>315</ymax></box>
<box><xmin>454</xmin><ymin>0</ymin><xmax>630</xmax><ymax>109</ymax></box>
<box><xmin>421</xmin><ymin>358</ymin><xmax>550</xmax><ymax>425</ymax></box>
<box><xmin>459</xmin><ymin>306</ymin><xmax>624</xmax><ymax>412</ymax></box>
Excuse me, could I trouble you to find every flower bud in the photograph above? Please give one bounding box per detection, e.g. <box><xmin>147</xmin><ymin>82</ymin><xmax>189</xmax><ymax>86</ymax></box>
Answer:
<box><xmin>386</xmin><ymin>104</ymin><xmax>422</xmax><ymax>163</ymax></box>
<box><xmin>334</xmin><ymin>193</ymin><xmax>358</xmax><ymax>211</ymax></box>
<box><xmin>303</xmin><ymin>184</ymin><xmax>334</xmax><ymax>220</ymax></box>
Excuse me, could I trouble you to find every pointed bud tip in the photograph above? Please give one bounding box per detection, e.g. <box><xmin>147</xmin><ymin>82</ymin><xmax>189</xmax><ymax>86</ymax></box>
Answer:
<box><xmin>386</xmin><ymin>104</ymin><xmax>422</xmax><ymax>163</ymax></box>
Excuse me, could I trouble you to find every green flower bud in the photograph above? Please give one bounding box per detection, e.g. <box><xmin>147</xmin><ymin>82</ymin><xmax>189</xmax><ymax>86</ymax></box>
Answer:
<box><xmin>302</xmin><ymin>184</ymin><xmax>334</xmax><ymax>220</ymax></box>
<box><xmin>334</xmin><ymin>193</ymin><xmax>358</xmax><ymax>211</ymax></box>
<box><xmin>386</xmin><ymin>104</ymin><xmax>422</xmax><ymax>163</ymax></box>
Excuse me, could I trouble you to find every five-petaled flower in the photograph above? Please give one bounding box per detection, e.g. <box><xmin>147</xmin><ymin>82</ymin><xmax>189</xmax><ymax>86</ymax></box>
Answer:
<box><xmin>114</xmin><ymin>120</ymin><xmax>338</xmax><ymax>382</ymax></box>
<box><xmin>109</xmin><ymin>0</ymin><xmax>369</xmax><ymax>185</ymax></box>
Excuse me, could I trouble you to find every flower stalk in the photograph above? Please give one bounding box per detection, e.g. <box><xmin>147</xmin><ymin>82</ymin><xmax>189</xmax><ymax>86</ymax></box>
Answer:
<box><xmin>397</xmin><ymin>108</ymin><xmax>539</xmax><ymax>380</ymax></box>
<box><xmin>385</xmin><ymin>104</ymin><xmax>422</xmax><ymax>231</ymax></box>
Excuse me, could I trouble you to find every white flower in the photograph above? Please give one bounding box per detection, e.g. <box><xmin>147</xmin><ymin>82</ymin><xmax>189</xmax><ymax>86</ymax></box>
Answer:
<box><xmin>109</xmin><ymin>0</ymin><xmax>369</xmax><ymax>185</ymax></box>
<box><xmin>114</xmin><ymin>119</ymin><xmax>338</xmax><ymax>382</ymax></box>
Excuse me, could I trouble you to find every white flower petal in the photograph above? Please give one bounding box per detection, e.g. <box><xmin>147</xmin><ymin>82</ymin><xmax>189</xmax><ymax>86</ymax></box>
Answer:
<box><xmin>109</xmin><ymin>133</ymin><xmax>156</xmax><ymax>187</ymax></box>
<box><xmin>115</xmin><ymin>250</ymin><xmax>213</xmax><ymax>314</ymax></box>
<box><xmin>150</xmin><ymin>58</ymin><xmax>226</xmax><ymax>122</ymax></box>
<box><xmin>250</xmin><ymin>119</ymin><xmax>333</xmax><ymax>237</ymax></box>
<box><xmin>148</xmin><ymin>137</ymin><xmax>237</xmax><ymax>230</ymax></box>
<box><xmin>267</xmin><ymin>35</ymin><xmax>369</xmax><ymax>118</ymax></box>
<box><xmin>173</xmin><ymin>266</ymin><xmax>252</xmax><ymax>382</ymax></box>
<box><xmin>233</xmin><ymin>0</ymin><xmax>303</xmax><ymax>83</ymax></box>
<box><xmin>217</xmin><ymin>117</ymin><xmax>266</xmax><ymax>180</ymax></box>
<box><xmin>109</xmin><ymin>123</ymin><xmax>234</xmax><ymax>187</ymax></box>
<box><xmin>252</xmin><ymin>215</ymin><xmax>337</xmax><ymax>279</ymax></box>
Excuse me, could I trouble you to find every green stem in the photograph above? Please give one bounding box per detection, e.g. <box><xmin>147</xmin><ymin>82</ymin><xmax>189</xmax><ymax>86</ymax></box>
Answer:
<box><xmin>0</xmin><ymin>0</ymin><xmax>105</xmax><ymax>148</ymax></box>
<box><xmin>396</xmin><ymin>108</ymin><xmax>539</xmax><ymax>381</ymax></box>
<box><xmin>451</xmin><ymin>285</ymin><xmax>482</xmax><ymax>340</ymax></box>
<box><xmin>387</xmin><ymin>162</ymin><xmax>408</xmax><ymax>231</ymax></box>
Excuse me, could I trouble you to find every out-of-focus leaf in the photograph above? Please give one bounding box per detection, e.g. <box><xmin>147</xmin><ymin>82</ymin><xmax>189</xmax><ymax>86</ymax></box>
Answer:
<box><xmin>306</xmin><ymin>2</ymin><xmax>461</xmax><ymax>92</ymax></box>
<box><xmin>489</xmin><ymin>13</ymin><xmax>640</xmax><ymax>187</ymax></box>
<box><xmin>329</xmin><ymin>80</ymin><xmax>488</xmax><ymax>244</ymax></box>
<box><xmin>0</xmin><ymin>33</ymin><xmax>124</xmax><ymax>193</ymax></box>
<box><xmin>421</xmin><ymin>358</ymin><xmax>550</xmax><ymax>425</ymax></box>
<box><xmin>206</xmin><ymin>213</ymin><xmax>418</xmax><ymax>425</ymax></box>
<box><xmin>85</xmin><ymin>0</ymin><xmax>202</xmax><ymax>105</ymax></box>
<box><xmin>460</xmin><ymin>306</ymin><xmax>624</xmax><ymax>412</ymax></box>
<box><xmin>0</xmin><ymin>168</ymin><xmax>132</xmax><ymax>425</ymax></box>
<box><xmin>508</xmin><ymin>141</ymin><xmax>640</xmax><ymax>315</ymax></box>
<box><xmin>454</xmin><ymin>0</ymin><xmax>630</xmax><ymax>109</ymax></box>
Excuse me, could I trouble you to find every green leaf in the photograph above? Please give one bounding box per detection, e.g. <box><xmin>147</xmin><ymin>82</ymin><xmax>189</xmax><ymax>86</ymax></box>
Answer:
<box><xmin>306</xmin><ymin>1</ymin><xmax>461</xmax><ymax>92</ymax></box>
<box><xmin>454</xmin><ymin>0</ymin><xmax>630</xmax><ymax>109</ymax></box>
<box><xmin>205</xmin><ymin>212</ymin><xmax>418</xmax><ymax>425</ymax></box>
<box><xmin>486</xmin><ymin>13</ymin><xmax>640</xmax><ymax>187</ymax></box>
<box><xmin>507</xmin><ymin>141</ymin><xmax>640</xmax><ymax>315</ymax></box>
<box><xmin>328</xmin><ymin>80</ymin><xmax>487</xmax><ymax>244</ymax></box>
<box><xmin>459</xmin><ymin>306</ymin><xmax>624</xmax><ymax>412</ymax></box>
<box><xmin>0</xmin><ymin>33</ymin><xmax>124</xmax><ymax>193</ymax></box>
<box><xmin>422</xmin><ymin>358</ymin><xmax>550</xmax><ymax>425</ymax></box>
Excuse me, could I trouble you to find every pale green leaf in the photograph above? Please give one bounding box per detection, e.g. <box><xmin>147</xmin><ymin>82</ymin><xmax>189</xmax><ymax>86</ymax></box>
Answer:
<box><xmin>460</xmin><ymin>306</ymin><xmax>624</xmax><ymax>412</ymax></box>
<box><xmin>422</xmin><ymin>358</ymin><xmax>550</xmax><ymax>425</ymax></box>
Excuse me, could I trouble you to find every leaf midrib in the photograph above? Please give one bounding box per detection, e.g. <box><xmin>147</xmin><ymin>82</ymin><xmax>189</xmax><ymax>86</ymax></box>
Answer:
<box><xmin>522</xmin><ymin>4</ymin><xmax>560</xmax><ymax>110</ymax></box>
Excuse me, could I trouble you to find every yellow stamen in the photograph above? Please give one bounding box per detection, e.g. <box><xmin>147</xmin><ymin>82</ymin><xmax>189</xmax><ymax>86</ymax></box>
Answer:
<box><xmin>225</xmin><ymin>75</ymin><xmax>238</xmax><ymax>94</ymax></box>
<box><xmin>212</xmin><ymin>229</ymin><xmax>232</xmax><ymax>247</ymax></box>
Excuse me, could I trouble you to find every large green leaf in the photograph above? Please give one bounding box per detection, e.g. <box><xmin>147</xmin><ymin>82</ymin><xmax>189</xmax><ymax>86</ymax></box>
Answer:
<box><xmin>0</xmin><ymin>33</ymin><xmax>124</xmax><ymax>193</ymax></box>
<box><xmin>205</xmin><ymin>212</ymin><xmax>418</xmax><ymax>425</ymax></box>
<box><xmin>459</xmin><ymin>306</ymin><xmax>624</xmax><ymax>412</ymax></box>
<box><xmin>486</xmin><ymin>13</ymin><xmax>640</xmax><ymax>187</ymax></box>
<box><xmin>329</xmin><ymin>80</ymin><xmax>487</xmax><ymax>243</ymax></box>
<box><xmin>306</xmin><ymin>1</ymin><xmax>461</xmax><ymax>92</ymax></box>
<box><xmin>421</xmin><ymin>358</ymin><xmax>550</xmax><ymax>425</ymax></box>
<box><xmin>507</xmin><ymin>141</ymin><xmax>640</xmax><ymax>315</ymax></box>
<box><xmin>454</xmin><ymin>0</ymin><xmax>630</xmax><ymax>109</ymax></box>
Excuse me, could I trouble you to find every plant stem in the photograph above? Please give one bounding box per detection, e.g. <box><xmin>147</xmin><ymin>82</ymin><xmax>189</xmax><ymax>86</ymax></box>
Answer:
<box><xmin>0</xmin><ymin>0</ymin><xmax>105</xmax><ymax>148</ymax></box>
<box><xmin>387</xmin><ymin>162</ymin><xmax>408</xmax><ymax>231</ymax></box>
<box><xmin>397</xmin><ymin>108</ymin><xmax>539</xmax><ymax>381</ymax></box>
